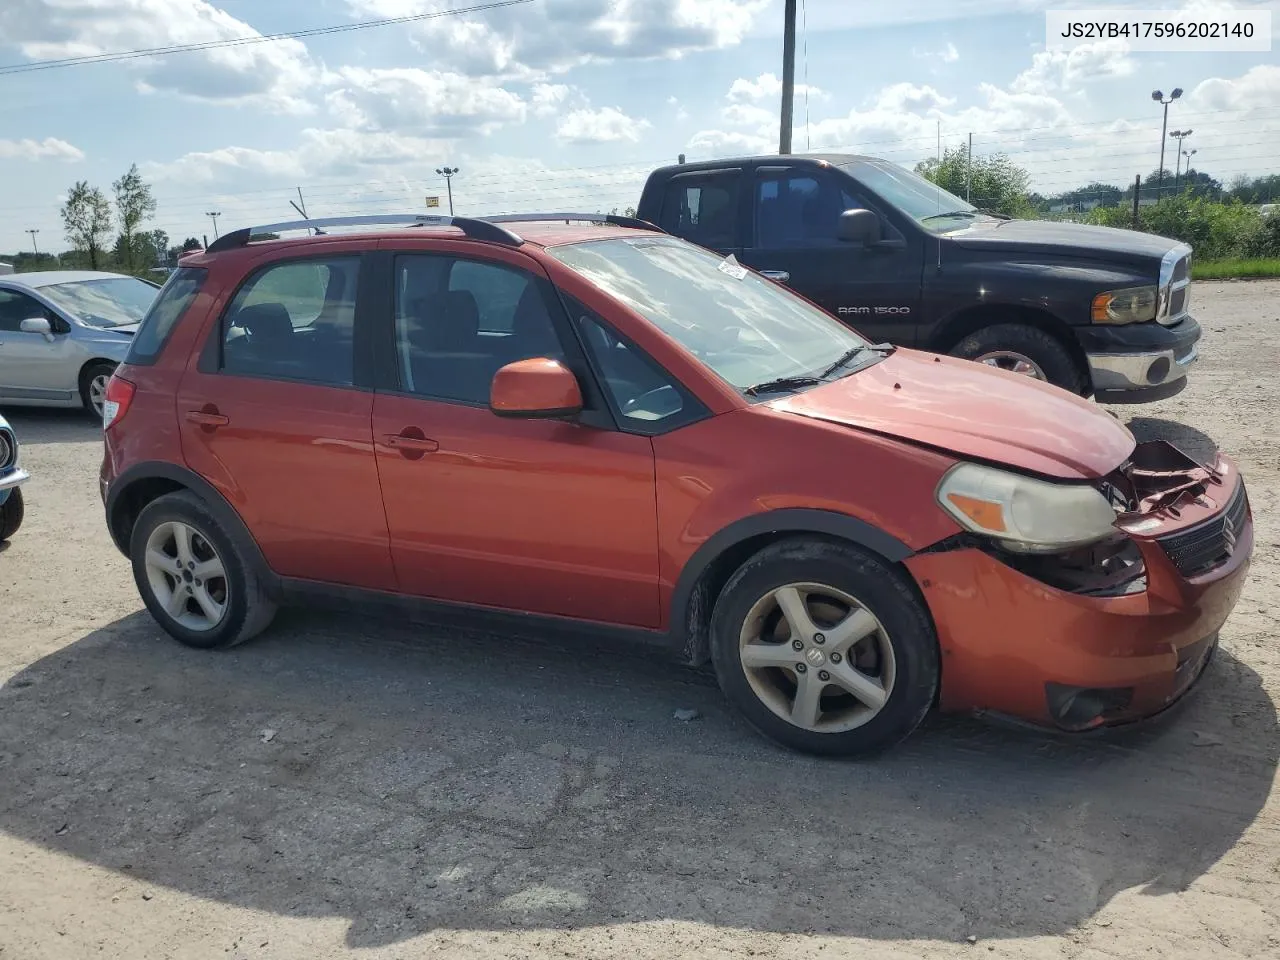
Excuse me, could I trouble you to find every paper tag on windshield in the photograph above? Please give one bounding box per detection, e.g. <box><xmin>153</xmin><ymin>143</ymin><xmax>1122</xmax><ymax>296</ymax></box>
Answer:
<box><xmin>718</xmin><ymin>254</ymin><xmax>748</xmax><ymax>280</ymax></box>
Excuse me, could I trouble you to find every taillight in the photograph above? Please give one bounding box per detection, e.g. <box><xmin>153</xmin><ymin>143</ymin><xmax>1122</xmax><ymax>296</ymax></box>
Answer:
<box><xmin>103</xmin><ymin>374</ymin><xmax>136</xmax><ymax>429</ymax></box>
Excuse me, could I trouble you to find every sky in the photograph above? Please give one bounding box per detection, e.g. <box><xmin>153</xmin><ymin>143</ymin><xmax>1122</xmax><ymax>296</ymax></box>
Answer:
<box><xmin>0</xmin><ymin>0</ymin><xmax>1276</xmax><ymax>254</ymax></box>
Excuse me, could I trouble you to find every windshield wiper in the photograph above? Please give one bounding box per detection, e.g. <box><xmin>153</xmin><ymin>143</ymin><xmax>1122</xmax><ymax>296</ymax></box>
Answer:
<box><xmin>920</xmin><ymin>210</ymin><xmax>980</xmax><ymax>222</ymax></box>
<box><xmin>743</xmin><ymin>376</ymin><xmax>824</xmax><ymax>397</ymax></box>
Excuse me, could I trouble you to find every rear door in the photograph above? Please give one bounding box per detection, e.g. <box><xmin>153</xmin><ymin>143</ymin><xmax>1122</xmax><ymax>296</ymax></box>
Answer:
<box><xmin>652</xmin><ymin>169</ymin><xmax>746</xmax><ymax>259</ymax></box>
<box><xmin>176</xmin><ymin>252</ymin><xmax>396</xmax><ymax>590</ymax></box>
<box><xmin>369</xmin><ymin>242</ymin><xmax>663</xmax><ymax>627</ymax></box>
<box><xmin>737</xmin><ymin>165</ymin><xmax>924</xmax><ymax>346</ymax></box>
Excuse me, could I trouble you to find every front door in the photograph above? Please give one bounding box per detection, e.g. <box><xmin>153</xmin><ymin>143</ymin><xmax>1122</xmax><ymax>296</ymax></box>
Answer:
<box><xmin>737</xmin><ymin>166</ymin><xmax>924</xmax><ymax>346</ymax></box>
<box><xmin>371</xmin><ymin>248</ymin><xmax>661</xmax><ymax>628</ymax></box>
<box><xmin>0</xmin><ymin>288</ymin><xmax>78</xmax><ymax>402</ymax></box>
<box><xmin>176</xmin><ymin>253</ymin><xmax>396</xmax><ymax>590</ymax></box>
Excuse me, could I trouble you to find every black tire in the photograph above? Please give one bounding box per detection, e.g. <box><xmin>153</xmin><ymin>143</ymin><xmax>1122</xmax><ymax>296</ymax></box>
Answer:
<box><xmin>129</xmin><ymin>490</ymin><xmax>277</xmax><ymax>649</ymax></box>
<box><xmin>79</xmin><ymin>361</ymin><xmax>117</xmax><ymax>423</ymax></box>
<box><xmin>0</xmin><ymin>488</ymin><xmax>24</xmax><ymax>542</ymax></box>
<box><xmin>948</xmin><ymin>323</ymin><xmax>1086</xmax><ymax>394</ymax></box>
<box><xmin>709</xmin><ymin>537</ymin><xmax>940</xmax><ymax>758</ymax></box>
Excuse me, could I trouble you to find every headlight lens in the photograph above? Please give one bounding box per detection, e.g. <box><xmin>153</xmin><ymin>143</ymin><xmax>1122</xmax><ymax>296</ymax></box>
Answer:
<box><xmin>936</xmin><ymin>463</ymin><xmax>1118</xmax><ymax>553</ymax></box>
<box><xmin>1092</xmin><ymin>285</ymin><xmax>1158</xmax><ymax>324</ymax></box>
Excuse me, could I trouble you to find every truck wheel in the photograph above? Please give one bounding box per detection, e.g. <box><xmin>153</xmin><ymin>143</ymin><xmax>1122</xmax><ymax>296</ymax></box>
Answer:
<box><xmin>949</xmin><ymin>324</ymin><xmax>1086</xmax><ymax>394</ymax></box>
<box><xmin>0</xmin><ymin>488</ymin><xmax>24</xmax><ymax>542</ymax></box>
<box><xmin>709</xmin><ymin>537</ymin><xmax>939</xmax><ymax>757</ymax></box>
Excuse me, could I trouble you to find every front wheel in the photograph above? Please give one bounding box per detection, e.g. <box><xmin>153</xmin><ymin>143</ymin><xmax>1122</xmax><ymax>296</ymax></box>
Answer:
<box><xmin>0</xmin><ymin>488</ymin><xmax>24</xmax><ymax>542</ymax></box>
<box><xmin>130</xmin><ymin>491</ymin><xmax>277</xmax><ymax>649</ymax></box>
<box><xmin>79</xmin><ymin>361</ymin><xmax>117</xmax><ymax>423</ymax></box>
<box><xmin>948</xmin><ymin>323</ymin><xmax>1086</xmax><ymax>395</ymax></box>
<box><xmin>709</xmin><ymin>538</ymin><xmax>940</xmax><ymax>757</ymax></box>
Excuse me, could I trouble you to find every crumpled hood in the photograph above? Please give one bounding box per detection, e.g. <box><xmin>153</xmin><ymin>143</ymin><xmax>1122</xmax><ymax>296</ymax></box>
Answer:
<box><xmin>768</xmin><ymin>349</ymin><xmax>1136</xmax><ymax>480</ymax></box>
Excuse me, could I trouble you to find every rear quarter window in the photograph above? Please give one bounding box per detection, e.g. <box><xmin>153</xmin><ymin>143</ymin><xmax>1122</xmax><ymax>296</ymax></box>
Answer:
<box><xmin>125</xmin><ymin>266</ymin><xmax>207</xmax><ymax>365</ymax></box>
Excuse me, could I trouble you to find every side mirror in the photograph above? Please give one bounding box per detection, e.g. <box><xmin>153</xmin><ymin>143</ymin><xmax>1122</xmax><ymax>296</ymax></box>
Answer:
<box><xmin>20</xmin><ymin>317</ymin><xmax>54</xmax><ymax>341</ymax></box>
<box><xmin>490</xmin><ymin>358</ymin><xmax>583</xmax><ymax>420</ymax></box>
<box><xmin>838</xmin><ymin>208</ymin><xmax>882</xmax><ymax>246</ymax></box>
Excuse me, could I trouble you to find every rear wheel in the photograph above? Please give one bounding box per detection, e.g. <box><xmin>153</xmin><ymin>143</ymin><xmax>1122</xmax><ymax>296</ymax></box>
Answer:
<box><xmin>948</xmin><ymin>323</ymin><xmax>1086</xmax><ymax>394</ymax></box>
<box><xmin>0</xmin><ymin>488</ymin><xmax>24</xmax><ymax>542</ymax></box>
<box><xmin>79</xmin><ymin>361</ymin><xmax>117</xmax><ymax>423</ymax></box>
<box><xmin>709</xmin><ymin>538</ymin><xmax>939</xmax><ymax>757</ymax></box>
<box><xmin>130</xmin><ymin>491</ymin><xmax>277</xmax><ymax>649</ymax></box>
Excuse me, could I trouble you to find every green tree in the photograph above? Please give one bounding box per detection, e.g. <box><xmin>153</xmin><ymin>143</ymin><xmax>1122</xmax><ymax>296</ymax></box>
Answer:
<box><xmin>112</xmin><ymin>163</ymin><xmax>158</xmax><ymax>275</ymax></box>
<box><xmin>181</xmin><ymin>237</ymin><xmax>203</xmax><ymax>253</ymax></box>
<box><xmin>915</xmin><ymin>146</ymin><xmax>1034</xmax><ymax>218</ymax></box>
<box><xmin>61</xmin><ymin>180</ymin><xmax>113</xmax><ymax>269</ymax></box>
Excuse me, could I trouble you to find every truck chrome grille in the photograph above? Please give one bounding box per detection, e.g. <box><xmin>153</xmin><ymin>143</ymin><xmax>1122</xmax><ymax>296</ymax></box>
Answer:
<box><xmin>1157</xmin><ymin>480</ymin><xmax>1249</xmax><ymax>577</ymax></box>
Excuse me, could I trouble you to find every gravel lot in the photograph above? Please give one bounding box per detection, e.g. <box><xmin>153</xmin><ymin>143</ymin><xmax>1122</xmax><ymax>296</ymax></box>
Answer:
<box><xmin>1</xmin><ymin>281</ymin><xmax>1277</xmax><ymax>960</ymax></box>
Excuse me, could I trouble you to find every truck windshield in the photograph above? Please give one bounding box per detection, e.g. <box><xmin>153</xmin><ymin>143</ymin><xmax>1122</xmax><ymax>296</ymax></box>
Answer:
<box><xmin>840</xmin><ymin>158</ymin><xmax>982</xmax><ymax>230</ymax></box>
<box><xmin>545</xmin><ymin>235</ymin><xmax>877</xmax><ymax>393</ymax></box>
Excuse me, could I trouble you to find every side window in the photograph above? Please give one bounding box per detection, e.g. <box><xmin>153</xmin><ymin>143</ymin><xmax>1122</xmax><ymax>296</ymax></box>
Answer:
<box><xmin>220</xmin><ymin>257</ymin><xmax>359</xmax><ymax>386</ymax></box>
<box><xmin>574</xmin><ymin>311</ymin><xmax>687</xmax><ymax>427</ymax></box>
<box><xmin>658</xmin><ymin>175</ymin><xmax>740</xmax><ymax>249</ymax></box>
<box><xmin>394</xmin><ymin>255</ymin><xmax>565</xmax><ymax>405</ymax></box>
<box><xmin>755</xmin><ymin>172</ymin><xmax>849</xmax><ymax>248</ymax></box>
<box><xmin>127</xmin><ymin>266</ymin><xmax>206</xmax><ymax>364</ymax></box>
<box><xmin>0</xmin><ymin>289</ymin><xmax>49</xmax><ymax>333</ymax></box>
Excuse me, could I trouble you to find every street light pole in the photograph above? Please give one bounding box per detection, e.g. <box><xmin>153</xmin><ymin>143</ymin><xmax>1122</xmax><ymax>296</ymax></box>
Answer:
<box><xmin>25</xmin><ymin>229</ymin><xmax>39</xmax><ymax>254</ymax></box>
<box><xmin>779</xmin><ymin>0</ymin><xmax>797</xmax><ymax>155</ymax></box>
<box><xmin>435</xmin><ymin>167</ymin><xmax>459</xmax><ymax>215</ymax></box>
<box><xmin>1183</xmin><ymin>148</ymin><xmax>1198</xmax><ymax>192</ymax></box>
<box><xmin>1169</xmin><ymin>129</ymin><xmax>1192</xmax><ymax>192</ymax></box>
<box><xmin>205</xmin><ymin>211</ymin><xmax>222</xmax><ymax>239</ymax></box>
<box><xmin>1151</xmin><ymin>88</ymin><xmax>1182</xmax><ymax>201</ymax></box>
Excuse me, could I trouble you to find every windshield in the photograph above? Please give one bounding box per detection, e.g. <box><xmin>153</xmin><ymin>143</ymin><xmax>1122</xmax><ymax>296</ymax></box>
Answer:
<box><xmin>545</xmin><ymin>235</ymin><xmax>873</xmax><ymax>392</ymax></box>
<box><xmin>40</xmin><ymin>277</ymin><xmax>159</xmax><ymax>329</ymax></box>
<box><xmin>840</xmin><ymin>158</ymin><xmax>980</xmax><ymax>230</ymax></box>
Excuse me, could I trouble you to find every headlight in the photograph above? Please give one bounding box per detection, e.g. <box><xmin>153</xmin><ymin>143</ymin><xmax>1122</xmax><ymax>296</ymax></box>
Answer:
<box><xmin>936</xmin><ymin>463</ymin><xmax>1118</xmax><ymax>553</ymax></box>
<box><xmin>1091</xmin><ymin>285</ymin><xmax>1158</xmax><ymax>324</ymax></box>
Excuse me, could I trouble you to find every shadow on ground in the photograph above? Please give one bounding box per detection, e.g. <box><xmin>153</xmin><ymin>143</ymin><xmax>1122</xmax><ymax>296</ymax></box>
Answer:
<box><xmin>0</xmin><ymin>407</ymin><xmax>102</xmax><ymax>445</ymax></box>
<box><xmin>1124</xmin><ymin>416</ymin><xmax>1220</xmax><ymax>463</ymax></box>
<box><xmin>1</xmin><ymin>610</ymin><xmax>1275</xmax><ymax>948</ymax></box>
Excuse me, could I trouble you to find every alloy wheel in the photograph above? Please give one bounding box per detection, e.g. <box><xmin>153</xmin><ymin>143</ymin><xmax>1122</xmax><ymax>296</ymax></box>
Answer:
<box><xmin>89</xmin><ymin>373</ymin><xmax>110</xmax><ymax>419</ymax></box>
<box><xmin>737</xmin><ymin>582</ymin><xmax>896</xmax><ymax>733</ymax></box>
<box><xmin>974</xmin><ymin>350</ymin><xmax>1047</xmax><ymax>380</ymax></box>
<box><xmin>143</xmin><ymin>521</ymin><xmax>229</xmax><ymax>632</ymax></box>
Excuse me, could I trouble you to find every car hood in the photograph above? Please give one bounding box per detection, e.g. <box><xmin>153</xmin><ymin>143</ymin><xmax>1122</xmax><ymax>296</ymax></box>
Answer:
<box><xmin>944</xmin><ymin>217</ymin><xmax>1184</xmax><ymax>266</ymax></box>
<box><xmin>767</xmin><ymin>349</ymin><xmax>1136</xmax><ymax>480</ymax></box>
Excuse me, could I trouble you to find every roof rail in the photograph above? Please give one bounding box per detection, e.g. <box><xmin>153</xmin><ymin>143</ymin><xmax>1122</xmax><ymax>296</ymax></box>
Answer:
<box><xmin>481</xmin><ymin>213</ymin><xmax>664</xmax><ymax>233</ymax></box>
<box><xmin>205</xmin><ymin>214</ymin><xmax>524</xmax><ymax>254</ymax></box>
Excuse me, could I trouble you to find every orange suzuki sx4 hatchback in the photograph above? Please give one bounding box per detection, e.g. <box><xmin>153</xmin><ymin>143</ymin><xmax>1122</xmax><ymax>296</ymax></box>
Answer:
<box><xmin>100</xmin><ymin>214</ymin><xmax>1252</xmax><ymax>756</ymax></box>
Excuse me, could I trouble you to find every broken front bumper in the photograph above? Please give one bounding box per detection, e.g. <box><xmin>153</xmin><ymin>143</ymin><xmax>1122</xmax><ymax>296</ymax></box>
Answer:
<box><xmin>906</xmin><ymin>444</ymin><xmax>1253</xmax><ymax>731</ymax></box>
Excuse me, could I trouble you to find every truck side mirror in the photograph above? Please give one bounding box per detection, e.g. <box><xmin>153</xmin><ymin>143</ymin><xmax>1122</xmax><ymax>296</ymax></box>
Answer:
<box><xmin>838</xmin><ymin>208</ymin><xmax>881</xmax><ymax>246</ymax></box>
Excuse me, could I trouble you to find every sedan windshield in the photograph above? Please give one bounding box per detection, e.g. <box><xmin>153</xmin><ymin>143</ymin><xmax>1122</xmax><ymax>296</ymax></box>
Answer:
<box><xmin>545</xmin><ymin>236</ymin><xmax>877</xmax><ymax>393</ymax></box>
<box><xmin>40</xmin><ymin>277</ymin><xmax>159</xmax><ymax>329</ymax></box>
<box><xmin>839</xmin><ymin>158</ymin><xmax>983</xmax><ymax>231</ymax></box>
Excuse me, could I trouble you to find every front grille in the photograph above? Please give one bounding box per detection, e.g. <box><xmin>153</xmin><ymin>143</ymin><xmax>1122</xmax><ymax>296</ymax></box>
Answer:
<box><xmin>1172</xmin><ymin>256</ymin><xmax>1189</xmax><ymax>283</ymax></box>
<box><xmin>1158</xmin><ymin>480</ymin><xmax>1249</xmax><ymax>577</ymax></box>
<box><xmin>1168</xmin><ymin>285</ymin><xmax>1189</xmax><ymax>317</ymax></box>
<box><xmin>0</xmin><ymin>430</ymin><xmax>13</xmax><ymax>471</ymax></box>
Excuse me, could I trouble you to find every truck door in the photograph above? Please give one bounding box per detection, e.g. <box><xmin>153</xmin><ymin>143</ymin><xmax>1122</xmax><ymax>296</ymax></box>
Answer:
<box><xmin>737</xmin><ymin>165</ymin><xmax>924</xmax><ymax>346</ymax></box>
<box><xmin>652</xmin><ymin>169</ymin><xmax>745</xmax><ymax>260</ymax></box>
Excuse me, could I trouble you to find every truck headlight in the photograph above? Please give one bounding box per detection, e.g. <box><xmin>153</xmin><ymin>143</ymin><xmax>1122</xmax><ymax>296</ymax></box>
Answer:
<box><xmin>936</xmin><ymin>463</ymin><xmax>1118</xmax><ymax>554</ymax></box>
<box><xmin>1092</xmin><ymin>285</ymin><xmax>1158</xmax><ymax>324</ymax></box>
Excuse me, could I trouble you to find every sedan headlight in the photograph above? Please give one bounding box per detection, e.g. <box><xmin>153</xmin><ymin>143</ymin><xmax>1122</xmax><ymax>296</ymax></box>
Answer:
<box><xmin>936</xmin><ymin>463</ymin><xmax>1118</xmax><ymax>554</ymax></box>
<box><xmin>1091</xmin><ymin>285</ymin><xmax>1158</xmax><ymax>324</ymax></box>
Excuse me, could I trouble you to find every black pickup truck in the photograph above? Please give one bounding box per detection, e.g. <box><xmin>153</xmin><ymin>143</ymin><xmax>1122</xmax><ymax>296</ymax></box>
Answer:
<box><xmin>635</xmin><ymin>153</ymin><xmax>1200</xmax><ymax>402</ymax></box>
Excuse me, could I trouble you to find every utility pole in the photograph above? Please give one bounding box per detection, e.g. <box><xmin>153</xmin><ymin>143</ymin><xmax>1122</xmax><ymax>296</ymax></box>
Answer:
<box><xmin>1132</xmin><ymin>174</ymin><xmax>1141</xmax><ymax>229</ymax></box>
<box><xmin>1170</xmin><ymin>129</ymin><xmax>1192</xmax><ymax>192</ymax></box>
<box><xmin>436</xmin><ymin>167</ymin><xmax>459</xmax><ymax>215</ymax></box>
<box><xmin>779</xmin><ymin>0</ymin><xmax>796</xmax><ymax>155</ymax></box>
<box><xmin>25</xmin><ymin>229</ymin><xmax>39</xmax><ymax>254</ymax></box>
<box><xmin>205</xmin><ymin>211</ymin><xmax>221</xmax><ymax>239</ymax></box>
<box><xmin>1151</xmin><ymin>88</ymin><xmax>1182</xmax><ymax>201</ymax></box>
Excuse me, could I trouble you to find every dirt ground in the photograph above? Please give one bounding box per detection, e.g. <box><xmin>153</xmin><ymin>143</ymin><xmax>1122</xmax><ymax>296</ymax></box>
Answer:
<box><xmin>1</xmin><ymin>281</ymin><xmax>1277</xmax><ymax>960</ymax></box>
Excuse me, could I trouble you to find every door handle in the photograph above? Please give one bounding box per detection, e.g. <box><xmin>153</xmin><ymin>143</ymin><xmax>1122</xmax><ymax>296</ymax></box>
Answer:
<box><xmin>185</xmin><ymin>410</ymin><xmax>229</xmax><ymax>428</ymax></box>
<box><xmin>760</xmin><ymin>270</ymin><xmax>790</xmax><ymax>283</ymax></box>
<box><xmin>383</xmin><ymin>431</ymin><xmax>439</xmax><ymax>458</ymax></box>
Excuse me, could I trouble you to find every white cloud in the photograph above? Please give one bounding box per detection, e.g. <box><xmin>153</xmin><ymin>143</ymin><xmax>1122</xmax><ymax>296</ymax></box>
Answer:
<box><xmin>1011</xmin><ymin>38</ymin><xmax>1136</xmax><ymax>95</ymax></box>
<box><xmin>0</xmin><ymin>137</ymin><xmax>84</xmax><ymax>162</ymax></box>
<box><xmin>0</xmin><ymin>0</ymin><xmax>318</xmax><ymax>114</ymax></box>
<box><xmin>727</xmin><ymin>72</ymin><xmax>827</xmax><ymax>103</ymax></box>
<box><xmin>531</xmin><ymin>83</ymin><xmax>573</xmax><ymax>117</ymax></box>
<box><xmin>345</xmin><ymin>0</ymin><xmax>770</xmax><ymax>78</ymax></box>
<box><xmin>912</xmin><ymin>41</ymin><xmax>959</xmax><ymax>63</ymax></box>
<box><xmin>1189</xmin><ymin>64</ymin><xmax>1280</xmax><ymax>113</ymax></box>
<box><xmin>555</xmin><ymin>106</ymin><xmax>650</xmax><ymax>144</ymax></box>
<box><xmin>324</xmin><ymin>67</ymin><xmax>528</xmax><ymax>136</ymax></box>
